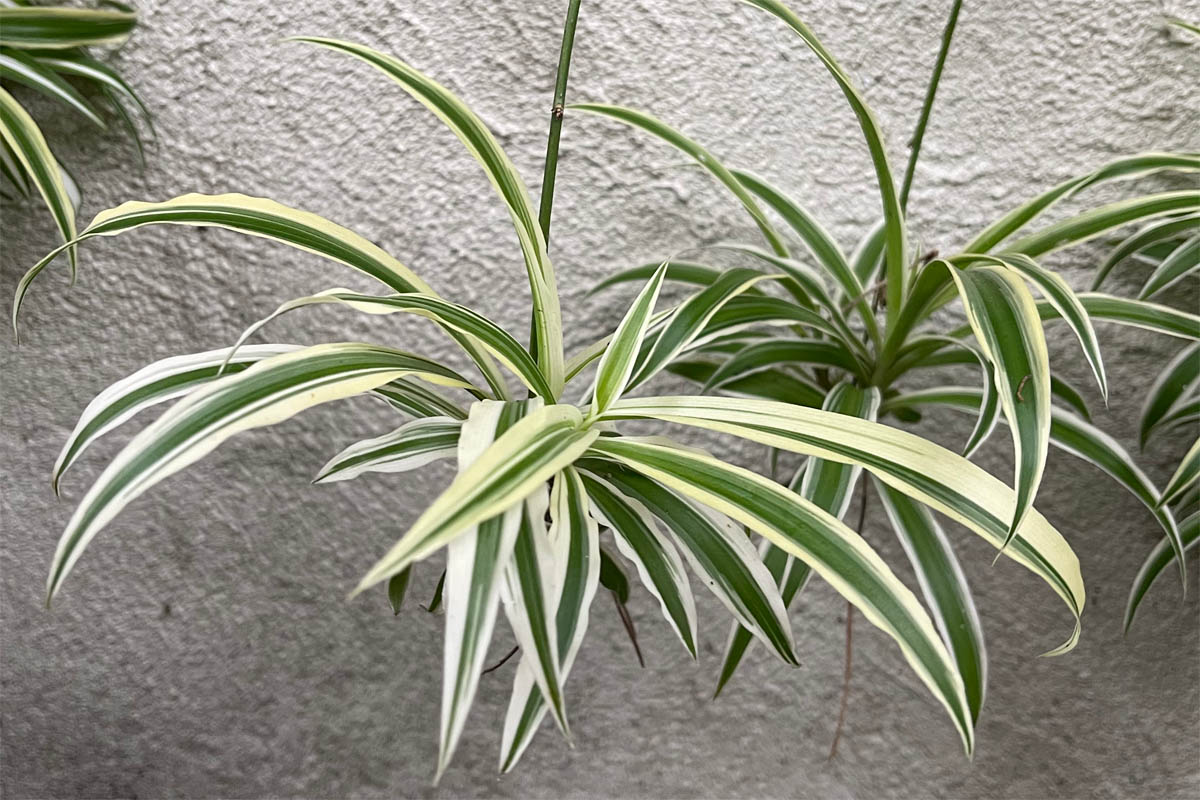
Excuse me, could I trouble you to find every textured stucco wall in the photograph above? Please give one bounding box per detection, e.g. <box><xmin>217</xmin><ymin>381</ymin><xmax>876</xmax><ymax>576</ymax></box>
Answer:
<box><xmin>2</xmin><ymin>0</ymin><xmax>1198</xmax><ymax>797</ymax></box>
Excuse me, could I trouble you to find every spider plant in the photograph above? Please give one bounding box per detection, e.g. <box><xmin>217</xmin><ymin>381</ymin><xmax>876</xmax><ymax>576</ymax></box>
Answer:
<box><xmin>0</xmin><ymin>0</ymin><xmax>151</xmax><ymax>260</ymax></box>
<box><xmin>583</xmin><ymin>0</ymin><xmax>1198</xmax><ymax>697</ymax></box>
<box><xmin>11</xmin><ymin>0</ymin><xmax>1167</xmax><ymax>781</ymax></box>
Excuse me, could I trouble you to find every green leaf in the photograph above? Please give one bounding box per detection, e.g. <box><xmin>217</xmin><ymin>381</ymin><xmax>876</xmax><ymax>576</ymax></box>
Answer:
<box><xmin>1141</xmin><ymin>342</ymin><xmax>1199</xmax><ymax>448</ymax></box>
<box><xmin>1139</xmin><ymin>234</ymin><xmax>1200</xmax><ymax>300</ymax></box>
<box><xmin>702</xmin><ymin>338</ymin><xmax>865</xmax><ymax>392</ymax></box>
<box><xmin>598</xmin><ymin>546</ymin><xmax>631</xmax><ymax>604</ymax></box>
<box><xmin>741</xmin><ymin>0</ymin><xmax>907</xmax><ymax>324</ymax></box>
<box><xmin>0</xmin><ymin>5</ymin><xmax>136</xmax><ymax>49</ymax></box>
<box><xmin>588</xmin><ymin>435</ymin><xmax>973</xmax><ymax>754</ymax></box>
<box><xmin>667</xmin><ymin>358</ymin><xmax>826</xmax><ymax>407</ymax></box>
<box><xmin>387</xmin><ymin>567</ymin><xmax>413</xmax><ymax>615</ymax></box>
<box><xmin>583</xmin><ymin>461</ymin><xmax>796</xmax><ymax>665</ymax></box>
<box><xmin>354</xmin><ymin>404</ymin><xmax>598</xmax><ymax>594</ymax></box>
<box><xmin>963</xmin><ymin>152</ymin><xmax>1200</xmax><ymax>253</ymax></box>
<box><xmin>949</xmin><ymin>264</ymin><xmax>1051</xmax><ymax>547</ymax></box>
<box><xmin>589</xmin><ymin>260</ymin><xmax>731</xmax><ymax>297</ymax></box>
<box><xmin>500</xmin><ymin>467</ymin><xmax>600</xmax><ymax>773</ymax></box>
<box><xmin>291</xmin><ymin>37</ymin><xmax>564</xmax><ymax>396</ymax></box>
<box><xmin>0</xmin><ymin>86</ymin><xmax>75</xmax><ymax>271</ymax></box>
<box><xmin>590</xmin><ymin>262</ymin><xmax>669</xmax><ymax>415</ymax></box>
<box><xmin>1160</xmin><ymin>440</ymin><xmax>1200</xmax><ymax>508</ymax></box>
<box><xmin>1004</xmin><ymin>191</ymin><xmax>1200</xmax><ymax>258</ymax></box>
<box><xmin>1125</xmin><ymin>511</ymin><xmax>1199</xmax><ymax>632</ymax></box>
<box><xmin>601</xmin><ymin>395</ymin><xmax>1084</xmax><ymax>653</ymax></box>
<box><xmin>701</xmin><ymin>244</ymin><xmax>868</xmax><ymax>352</ymax></box>
<box><xmin>313</xmin><ymin>417</ymin><xmax>461</xmax><ymax>484</ymax></box>
<box><xmin>570</xmin><ymin>103</ymin><xmax>788</xmax><ymax>256</ymax></box>
<box><xmin>438</xmin><ymin>400</ymin><xmax>530</xmax><ymax>780</ymax></box>
<box><xmin>46</xmin><ymin>343</ymin><xmax>477</xmax><ymax>602</ymax></box>
<box><xmin>875</xmin><ymin>480</ymin><xmax>986</xmax><ymax>723</ymax></box>
<box><xmin>1092</xmin><ymin>213</ymin><xmax>1200</xmax><ymax>290</ymax></box>
<box><xmin>728</xmin><ymin>168</ymin><xmax>880</xmax><ymax>344</ymax></box>
<box><xmin>582</xmin><ymin>473</ymin><xmax>698</xmax><ymax>658</ymax></box>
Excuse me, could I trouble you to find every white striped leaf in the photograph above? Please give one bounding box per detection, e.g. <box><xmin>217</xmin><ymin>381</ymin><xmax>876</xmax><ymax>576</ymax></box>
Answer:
<box><xmin>666</xmin><ymin>358</ymin><xmax>826</xmax><ymax>407</ymax></box>
<box><xmin>1093</xmin><ymin>213</ymin><xmax>1200</xmax><ymax>290</ymax></box>
<box><xmin>34</xmin><ymin>51</ymin><xmax>153</xmax><ymax>132</ymax></box>
<box><xmin>728</xmin><ymin>169</ymin><xmax>881</xmax><ymax>344</ymax></box>
<box><xmin>0</xmin><ymin>5</ymin><xmax>136</xmax><ymax>48</ymax></box>
<box><xmin>1005</xmin><ymin>191</ymin><xmax>1200</xmax><ymax>257</ymax></box>
<box><xmin>713</xmin><ymin>538</ymin><xmax>797</xmax><ymax>697</ymax></box>
<box><xmin>704</xmin><ymin>244</ymin><xmax>868</xmax><ymax>352</ymax></box>
<box><xmin>702</xmin><ymin>338</ymin><xmax>866</xmax><ymax>392</ymax></box>
<box><xmin>590</xmin><ymin>262</ymin><xmax>668</xmax><ymax>415</ymax></box>
<box><xmin>729</xmin><ymin>169</ymin><xmax>857</xmax><ymax>297</ymax></box>
<box><xmin>291</xmin><ymin>37</ymin><xmax>564</xmax><ymax>397</ymax></box>
<box><xmin>875</xmin><ymin>480</ymin><xmax>986</xmax><ymax>723</ymax></box>
<box><xmin>438</xmin><ymin>400</ymin><xmax>530</xmax><ymax>780</ymax></box>
<box><xmin>0</xmin><ymin>86</ymin><xmax>75</xmax><ymax>271</ymax></box>
<box><xmin>0</xmin><ymin>49</ymin><xmax>107</xmax><ymax>128</ymax></box>
<box><xmin>1160</xmin><ymin>440</ymin><xmax>1200</xmax><ymax>508</ymax></box>
<box><xmin>372</xmin><ymin>379</ymin><xmax>467</xmax><ymax>420</ymax></box>
<box><xmin>883</xmin><ymin>385</ymin><xmax>1186</xmax><ymax>585</ymax></box>
<box><xmin>589</xmin><ymin>260</ymin><xmax>737</xmax><ymax>297</ymax></box>
<box><xmin>353</xmin><ymin>405</ymin><xmax>598</xmax><ymax>594</ymax></box>
<box><xmin>313</xmin><ymin>417</ymin><xmax>461</xmax><ymax>484</ymax></box>
<box><xmin>713</xmin><ymin>383</ymin><xmax>878</xmax><ymax>692</ymax></box>
<box><xmin>500</xmin><ymin>483</ymin><xmax>569</xmax><ymax>741</ymax></box>
<box><xmin>13</xmin><ymin>193</ymin><xmax>511</xmax><ymax>397</ymax></box>
<box><xmin>1139</xmin><ymin>234</ymin><xmax>1200</xmax><ymax>300</ymax></box>
<box><xmin>229</xmin><ymin>289</ymin><xmax>550</xmax><ymax>398</ymax></box>
<box><xmin>979</xmin><ymin>253</ymin><xmax>1107</xmax><ymax>401</ymax></box>
<box><xmin>500</xmin><ymin>467</ymin><xmax>600</xmax><ymax>773</ymax></box>
<box><xmin>571</xmin><ymin>103</ymin><xmax>789</xmax><ymax>256</ymax></box>
<box><xmin>600</xmin><ymin>395</ymin><xmax>1085</xmax><ymax>653</ymax></box>
<box><xmin>14</xmin><ymin>191</ymin><xmax>432</xmax><ymax>313</ymax></box>
<box><xmin>949</xmin><ymin>263</ymin><xmax>1051</xmax><ymax>547</ymax></box>
<box><xmin>964</xmin><ymin>152</ymin><xmax>1200</xmax><ymax>253</ymax></box>
<box><xmin>742</xmin><ymin>0</ymin><xmax>907</xmax><ymax>323</ymax></box>
<box><xmin>628</xmin><ymin>267</ymin><xmax>775</xmax><ymax>390</ymax></box>
<box><xmin>46</xmin><ymin>343</ymin><xmax>476</xmax><ymax>601</ymax></box>
<box><xmin>1140</xmin><ymin>342</ymin><xmax>1199</xmax><ymax>447</ymax></box>
<box><xmin>582</xmin><ymin>473</ymin><xmax>698</xmax><ymax>658</ymax></box>
<box><xmin>1125</xmin><ymin>511</ymin><xmax>1200</xmax><ymax>631</ymax></box>
<box><xmin>892</xmin><ymin>336</ymin><xmax>1000</xmax><ymax>458</ymax></box>
<box><xmin>583</xmin><ymin>460</ymin><xmax>796</xmax><ymax>664</ymax></box>
<box><xmin>588</xmin><ymin>436</ymin><xmax>974</xmax><ymax>754</ymax></box>
<box><xmin>53</xmin><ymin>344</ymin><xmax>301</xmax><ymax>493</ymax></box>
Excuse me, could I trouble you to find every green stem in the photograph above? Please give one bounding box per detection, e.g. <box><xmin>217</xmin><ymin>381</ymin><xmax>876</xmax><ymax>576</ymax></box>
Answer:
<box><xmin>899</xmin><ymin>0</ymin><xmax>963</xmax><ymax>212</ymax></box>
<box><xmin>537</xmin><ymin>0</ymin><xmax>583</xmax><ymax>246</ymax></box>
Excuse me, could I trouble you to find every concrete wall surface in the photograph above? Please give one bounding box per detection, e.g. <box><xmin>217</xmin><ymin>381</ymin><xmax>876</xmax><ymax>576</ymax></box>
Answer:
<box><xmin>2</xmin><ymin>0</ymin><xmax>1198</xmax><ymax>797</ymax></box>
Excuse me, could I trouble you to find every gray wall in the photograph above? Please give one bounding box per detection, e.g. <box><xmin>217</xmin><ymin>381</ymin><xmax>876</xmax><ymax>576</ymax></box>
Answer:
<box><xmin>2</xmin><ymin>0</ymin><xmax>1198</xmax><ymax>797</ymax></box>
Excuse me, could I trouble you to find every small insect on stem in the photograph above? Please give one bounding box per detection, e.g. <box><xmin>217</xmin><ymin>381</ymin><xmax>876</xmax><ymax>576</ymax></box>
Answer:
<box><xmin>1016</xmin><ymin>374</ymin><xmax>1030</xmax><ymax>402</ymax></box>
<box><xmin>552</xmin><ymin>103</ymin><xmax>565</xmax><ymax>119</ymax></box>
